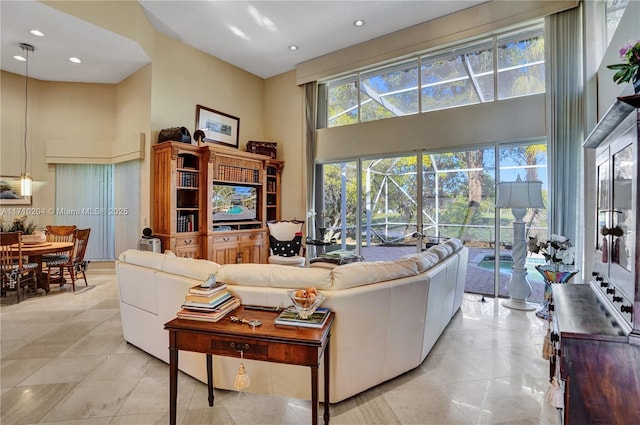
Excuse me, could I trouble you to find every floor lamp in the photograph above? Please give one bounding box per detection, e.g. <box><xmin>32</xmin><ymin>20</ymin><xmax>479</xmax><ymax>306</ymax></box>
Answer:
<box><xmin>496</xmin><ymin>176</ymin><xmax>545</xmax><ymax>311</ymax></box>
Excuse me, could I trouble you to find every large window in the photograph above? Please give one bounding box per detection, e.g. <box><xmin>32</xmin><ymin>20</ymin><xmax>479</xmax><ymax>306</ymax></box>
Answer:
<box><xmin>316</xmin><ymin>141</ymin><xmax>548</xmax><ymax>301</ymax></box>
<box><xmin>606</xmin><ymin>0</ymin><xmax>630</xmax><ymax>46</ymax></box>
<box><xmin>321</xmin><ymin>23</ymin><xmax>544</xmax><ymax>128</ymax></box>
<box><xmin>361</xmin><ymin>61</ymin><xmax>419</xmax><ymax>122</ymax></box>
<box><xmin>421</xmin><ymin>41</ymin><xmax>494</xmax><ymax>111</ymax></box>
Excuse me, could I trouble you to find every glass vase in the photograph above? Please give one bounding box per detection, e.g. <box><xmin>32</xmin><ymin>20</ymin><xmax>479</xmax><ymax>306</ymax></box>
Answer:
<box><xmin>535</xmin><ymin>264</ymin><xmax>578</xmax><ymax>320</ymax></box>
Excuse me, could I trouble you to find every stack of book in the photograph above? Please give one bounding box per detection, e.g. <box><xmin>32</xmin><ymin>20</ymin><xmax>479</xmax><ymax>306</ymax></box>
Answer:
<box><xmin>274</xmin><ymin>307</ymin><xmax>331</xmax><ymax>328</ymax></box>
<box><xmin>177</xmin><ymin>281</ymin><xmax>240</xmax><ymax>322</ymax></box>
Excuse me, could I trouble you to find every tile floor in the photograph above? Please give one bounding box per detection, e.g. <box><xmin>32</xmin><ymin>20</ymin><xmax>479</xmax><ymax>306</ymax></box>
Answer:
<box><xmin>1</xmin><ymin>265</ymin><xmax>561</xmax><ymax>425</ymax></box>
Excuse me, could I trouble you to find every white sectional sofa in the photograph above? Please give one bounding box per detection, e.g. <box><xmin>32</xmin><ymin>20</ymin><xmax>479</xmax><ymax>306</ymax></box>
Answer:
<box><xmin>116</xmin><ymin>239</ymin><xmax>468</xmax><ymax>403</ymax></box>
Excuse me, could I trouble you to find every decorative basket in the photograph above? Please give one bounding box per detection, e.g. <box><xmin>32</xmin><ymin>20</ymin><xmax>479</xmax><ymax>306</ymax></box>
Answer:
<box><xmin>246</xmin><ymin>141</ymin><xmax>277</xmax><ymax>159</ymax></box>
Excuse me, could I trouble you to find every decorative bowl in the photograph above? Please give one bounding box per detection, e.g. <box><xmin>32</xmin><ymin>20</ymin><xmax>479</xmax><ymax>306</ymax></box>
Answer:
<box><xmin>286</xmin><ymin>290</ymin><xmax>325</xmax><ymax>319</ymax></box>
<box><xmin>22</xmin><ymin>232</ymin><xmax>46</xmax><ymax>244</ymax></box>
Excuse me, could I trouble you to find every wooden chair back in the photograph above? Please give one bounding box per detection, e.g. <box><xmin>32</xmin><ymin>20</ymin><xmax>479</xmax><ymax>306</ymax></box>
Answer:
<box><xmin>46</xmin><ymin>225</ymin><xmax>77</xmax><ymax>242</ymax></box>
<box><xmin>1</xmin><ymin>232</ymin><xmax>23</xmax><ymax>271</ymax></box>
<box><xmin>70</xmin><ymin>228</ymin><xmax>91</xmax><ymax>264</ymax></box>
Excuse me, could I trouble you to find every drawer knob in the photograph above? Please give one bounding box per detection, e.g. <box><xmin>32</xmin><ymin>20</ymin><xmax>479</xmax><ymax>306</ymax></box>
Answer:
<box><xmin>184</xmin><ymin>239</ymin><xmax>191</xmax><ymax>244</ymax></box>
<box><xmin>613</xmin><ymin>296</ymin><xmax>623</xmax><ymax>303</ymax></box>
<box><xmin>606</xmin><ymin>287</ymin><xmax>615</xmax><ymax>295</ymax></box>
<box><xmin>230</xmin><ymin>342</ymin><xmax>249</xmax><ymax>352</ymax></box>
<box><xmin>223</xmin><ymin>237</ymin><xmax>230</xmax><ymax>241</ymax></box>
<box><xmin>621</xmin><ymin>304</ymin><xmax>633</xmax><ymax>314</ymax></box>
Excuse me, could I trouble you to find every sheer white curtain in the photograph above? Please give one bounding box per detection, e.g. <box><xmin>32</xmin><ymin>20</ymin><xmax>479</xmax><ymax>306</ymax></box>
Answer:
<box><xmin>545</xmin><ymin>5</ymin><xmax>584</xmax><ymax>249</ymax></box>
<box><xmin>55</xmin><ymin>164</ymin><xmax>114</xmax><ymax>260</ymax></box>
<box><xmin>114</xmin><ymin>160</ymin><xmax>141</xmax><ymax>257</ymax></box>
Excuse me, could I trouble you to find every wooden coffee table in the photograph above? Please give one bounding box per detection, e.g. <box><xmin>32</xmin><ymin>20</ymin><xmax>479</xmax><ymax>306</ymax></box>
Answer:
<box><xmin>164</xmin><ymin>305</ymin><xmax>335</xmax><ymax>425</ymax></box>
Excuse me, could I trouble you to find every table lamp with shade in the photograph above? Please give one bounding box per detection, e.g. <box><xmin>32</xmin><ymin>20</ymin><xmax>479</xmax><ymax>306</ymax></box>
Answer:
<box><xmin>496</xmin><ymin>176</ymin><xmax>545</xmax><ymax>311</ymax></box>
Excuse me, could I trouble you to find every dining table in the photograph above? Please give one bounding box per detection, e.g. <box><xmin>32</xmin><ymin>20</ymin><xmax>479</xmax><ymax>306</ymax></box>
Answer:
<box><xmin>11</xmin><ymin>241</ymin><xmax>74</xmax><ymax>293</ymax></box>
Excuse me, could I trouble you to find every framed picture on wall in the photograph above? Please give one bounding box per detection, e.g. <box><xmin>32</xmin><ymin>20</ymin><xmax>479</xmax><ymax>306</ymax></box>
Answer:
<box><xmin>0</xmin><ymin>176</ymin><xmax>31</xmax><ymax>205</ymax></box>
<box><xmin>195</xmin><ymin>105</ymin><xmax>240</xmax><ymax>148</ymax></box>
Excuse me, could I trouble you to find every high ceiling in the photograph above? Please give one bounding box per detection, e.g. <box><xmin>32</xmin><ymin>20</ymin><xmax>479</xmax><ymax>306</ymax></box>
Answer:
<box><xmin>1</xmin><ymin>0</ymin><xmax>487</xmax><ymax>84</ymax></box>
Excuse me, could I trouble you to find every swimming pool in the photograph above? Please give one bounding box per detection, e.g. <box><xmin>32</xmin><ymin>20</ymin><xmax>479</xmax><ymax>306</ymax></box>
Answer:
<box><xmin>477</xmin><ymin>256</ymin><xmax>545</xmax><ymax>283</ymax></box>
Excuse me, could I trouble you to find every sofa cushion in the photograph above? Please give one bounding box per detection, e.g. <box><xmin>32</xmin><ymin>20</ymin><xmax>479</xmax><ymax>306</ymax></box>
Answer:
<box><xmin>331</xmin><ymin>257</ymin><xmax>419</xmax><ymax>290</ymax></box>
<box><xmin>119</xmin><ymin>249</ymin><xmax>166</xmax><ymax>270</ymax></box>
<box><xmin>309</xmin><ymin>261</ymin><xmax>338</xmax><ymax>269</ymax></box>
<box><xmin>119</xmin><ymin>249</ymin><xmax>221</xmax><ymax>282</ymax></box>
<box><xmin>217</xmin><ymin>263</ymin><xmax>333</xmax><ymax>290</ymax></box>
<box><xmin>403</xmin><ymin>251</ymin><xmax>440</xmax><ymax>273</ymax></box>
<box><xmin>161</xmin><ymin>256</ymin><xmax>221</xmax><ymax>281</ymax></box>
<box><xmin>444</xmin><ymin>238</ymin><xmax>463</xmax><ymax>252</ymax></box>
<box><xmin>427</xmin><ymin>244</ymin><xmax>453</xmax><ymax>260</ymax></box>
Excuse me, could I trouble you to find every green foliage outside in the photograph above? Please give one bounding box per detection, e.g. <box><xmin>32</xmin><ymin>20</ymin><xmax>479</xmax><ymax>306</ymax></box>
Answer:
<box><xmin>320</xmin><ymin>144</ymin><xmax>548</xmax><ymax>248</ymax></box>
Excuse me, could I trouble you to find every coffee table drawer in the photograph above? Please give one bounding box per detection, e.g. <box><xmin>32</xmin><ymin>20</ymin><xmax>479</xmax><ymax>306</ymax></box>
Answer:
<box><xmin>210</xmin><ymin>336</ymin><xmax>269</xmax><ymax>360</ymax></box>
<box><xmin>174</xmin><ymin>333</ymin><xmax>268</xmax><ymax>360</ymax></box>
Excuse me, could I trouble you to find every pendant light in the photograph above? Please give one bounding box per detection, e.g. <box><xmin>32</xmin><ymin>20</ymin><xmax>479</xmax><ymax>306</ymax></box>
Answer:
<box><xmin>19</xmin><ymin>43</ymin><xmax>34</xmax><ymax>197</ymax></box>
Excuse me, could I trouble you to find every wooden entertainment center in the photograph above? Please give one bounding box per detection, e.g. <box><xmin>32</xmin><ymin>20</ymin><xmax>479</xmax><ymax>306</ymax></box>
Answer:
<box><xmin>152</xmin><ymin>141</ymin><xmax>283</xmax><ymax>263</ymax></box>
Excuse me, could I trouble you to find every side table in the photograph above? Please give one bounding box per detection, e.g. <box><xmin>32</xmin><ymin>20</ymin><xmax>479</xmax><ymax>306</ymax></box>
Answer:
<box><xmin>165</xmin><ymin>305</ymin><xmax>335</xmax><ymax>425</ymax></box>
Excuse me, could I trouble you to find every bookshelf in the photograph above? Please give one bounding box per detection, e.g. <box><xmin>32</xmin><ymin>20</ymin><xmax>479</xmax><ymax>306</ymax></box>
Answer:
<box><xmin>265</xmin><ymin>159</ymin><xmax>284</xmax><ymax>222</ymax></box>
<box><xmin>152</xmin><ymin>142</ymin><xmax>203</xmax><ymax>258</ymax></box>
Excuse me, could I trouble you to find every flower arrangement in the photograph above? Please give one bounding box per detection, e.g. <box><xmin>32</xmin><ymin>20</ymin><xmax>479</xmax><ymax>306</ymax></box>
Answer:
<box><xmin>606</xmin><ymin>40</ymin><xmax>640</xmax><ymax>92</ymax></box>
<box><xmin>528</xmin><ymin>234</ymin><xmax>575</xmax><ymax>269</ymax></box>
<box><xmin>0</xmin><ymin>215</ymin><xmax>37</xmax><ymax>234</ymax></box>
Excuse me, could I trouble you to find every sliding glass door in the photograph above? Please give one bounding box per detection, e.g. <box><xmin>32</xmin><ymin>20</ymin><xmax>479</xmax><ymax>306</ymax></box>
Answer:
<box><xmin>315</xmin><ymin>161</ymin><xmax>358</xmax><ymax>255</ymax></box>
<box><xmin>497</xmin><ymin>143</ymin><xmax>548</xmax><ymax>301</ymax></box>
<box><xmin>423</xmin><ymin>148</ymin><xmax>498</xmax><ymax>297</ymax></box>
<box><xmin>317</xmin><ymin>141</ymin><xmax>547</xmax><ymax>301</ymax></box>
<box><xmin>359</xmin><ymin>156</ymin><xmax>419</xmax><ymax>260</ymax></box>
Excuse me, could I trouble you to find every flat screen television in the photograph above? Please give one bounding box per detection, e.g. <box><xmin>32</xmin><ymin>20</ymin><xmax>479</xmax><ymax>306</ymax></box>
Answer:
<box><xmin>211</xmin><ymin>184</ymin><xmax>258</xmax><ymax>222</ymax></box>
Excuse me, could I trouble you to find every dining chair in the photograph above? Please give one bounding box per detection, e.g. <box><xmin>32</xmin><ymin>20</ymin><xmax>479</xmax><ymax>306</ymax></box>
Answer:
<box><xmin>1</xmin><ymin>232</ymin><xmax>39</xmax><ymax>303</ymax></box>
<box><xmin>45</xmin><ymin>228</ymin><xmax>91</xmax><ymax>291</ymax></box>
<box><xmin>43</xmin><ymin>225</ymin><xmax>77</xmax><ymax>263</ymax></box>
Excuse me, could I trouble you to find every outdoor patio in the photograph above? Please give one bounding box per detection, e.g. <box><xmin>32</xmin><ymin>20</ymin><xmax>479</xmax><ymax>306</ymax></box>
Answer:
<box><xmin>358</xmin><ymin>245</ymin><xmax>546</xmax><ymax>303</ymax></box>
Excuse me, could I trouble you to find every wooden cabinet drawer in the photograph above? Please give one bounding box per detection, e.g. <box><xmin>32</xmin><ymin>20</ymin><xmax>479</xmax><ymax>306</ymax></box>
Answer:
<box><xmin>213</xmin><ymin>234</ymin><xmax>239</xmax><ymax>244</ymax></box>
<box><xmin>176</xmin><ymin>236</ymin><xmax>200</xmax><ymax>247</ymax></box>
<box><xmin>240</xmin><ymin>232</ymin><xmax>263</xmax><ymax>242</ymax></box>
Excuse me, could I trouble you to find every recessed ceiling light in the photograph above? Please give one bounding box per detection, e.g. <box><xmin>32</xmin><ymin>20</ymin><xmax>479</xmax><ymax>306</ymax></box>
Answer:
<box><xmin>29</xmin><ymin>29</ymin><xmax>44</xmax><ymax>37</ymax></box>
<box><xmin>13</xmin><ymin>55</ymin><xmax>26</xmax><ymax>61</ymax></box>
<box><xmin>69</xmin><ymin>57</ymin><xmax>82</xmax><ymax>64</ymax></box>
<box><xmin>353</xmin><ymin>19</ymin><xmax>365</xmax><ymax>27</ymax></box>
<box><xmin>288</xmin><ymin>45</ymin><xmax>298</xmax><ymax>51</ymax></box>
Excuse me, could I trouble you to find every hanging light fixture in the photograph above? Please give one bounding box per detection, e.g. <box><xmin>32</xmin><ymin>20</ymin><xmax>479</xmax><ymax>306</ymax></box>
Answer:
<box><xmin>19</xmin><ymin>43</ymin><xmax>34</xmax><ymax>197</ymax></box>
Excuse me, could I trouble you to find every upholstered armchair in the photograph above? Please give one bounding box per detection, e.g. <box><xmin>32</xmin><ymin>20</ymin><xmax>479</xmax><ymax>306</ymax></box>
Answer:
<box><xmin>266</xmin><ymin>220</ymin><xmax>306</xmax><ymax>267</ymax></box>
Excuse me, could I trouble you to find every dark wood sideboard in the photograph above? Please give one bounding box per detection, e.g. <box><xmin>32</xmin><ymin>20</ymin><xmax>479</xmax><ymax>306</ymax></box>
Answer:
<box><xmin>550</xmin><ymin>94</ymin><xmax>640</xmax><ymax>424</ymax></box>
